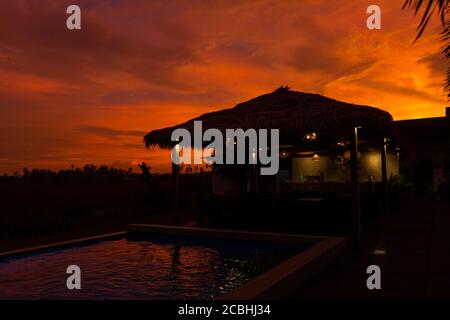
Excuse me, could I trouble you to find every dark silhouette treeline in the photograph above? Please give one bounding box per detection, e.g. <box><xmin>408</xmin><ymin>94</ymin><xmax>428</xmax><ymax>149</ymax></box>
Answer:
<box><xmin>0</xmin><ymin>163</ymin><xmax>149</xmax><ymax>185</ymax></box>
<box><xmin>0</xmin><ymin>163</ymin><xmax>211</xmax><ymax>251</ymax></box>
<box><xmin>0</xmin><ymin>162</ymin><xmax>210</xmax><ymax>185</ymax></box>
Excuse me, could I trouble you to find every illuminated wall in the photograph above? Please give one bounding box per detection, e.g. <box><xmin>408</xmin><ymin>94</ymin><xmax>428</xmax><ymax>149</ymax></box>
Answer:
<box><xmin>292</xmin><ymin>156</ymin><xmax>350</xmax><ymax>182</ymax></box>
<box><xmin>291</xmin><ymin>151</ymin><xmax>399</xmax><ymax>183</ymax></box>
<box><xmin>359</xmin><ymin>151</ymin><xmax>399</xmax><ymax>182</ymax></box>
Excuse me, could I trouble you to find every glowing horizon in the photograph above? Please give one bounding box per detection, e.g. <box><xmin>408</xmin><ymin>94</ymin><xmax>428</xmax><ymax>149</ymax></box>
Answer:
<box><xmin>0</xmin><ymin>0</ymin><xmax>448</xmax><ymax>174</ymax></box>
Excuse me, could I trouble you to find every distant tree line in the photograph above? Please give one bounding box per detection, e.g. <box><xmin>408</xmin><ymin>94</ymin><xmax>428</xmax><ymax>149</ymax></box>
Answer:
<box><xmin>0</xmin><ymin>162</ymin><xmax>211</xmax><ymax>185</ymax></box>
<box><xmin>0</xmin><ymin>164</ymin><xmax>152</xmax><ymax>185</ymax></box>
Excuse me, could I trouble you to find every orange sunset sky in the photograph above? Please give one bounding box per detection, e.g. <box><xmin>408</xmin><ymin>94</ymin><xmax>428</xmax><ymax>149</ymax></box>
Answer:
<box><xmin>0</xmin><ymin>0</ymin><xmax>448</xmax><ymax>174</ymax></box>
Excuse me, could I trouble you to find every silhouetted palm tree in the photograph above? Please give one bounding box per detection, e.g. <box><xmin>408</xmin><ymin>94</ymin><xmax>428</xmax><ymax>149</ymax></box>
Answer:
<box><xmin>403</xmin><ymin>0</ymin><xmax>450</xmax><ymax>98</ymax></box>
<box><xmin>138</xmin><ymin>162</ymin><xmax>151</xmax><ymax>180</ymax></box>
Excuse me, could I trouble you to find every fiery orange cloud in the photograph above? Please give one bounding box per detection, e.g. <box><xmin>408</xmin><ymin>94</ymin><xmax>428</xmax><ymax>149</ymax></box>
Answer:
<box><xmin>0</xmin><ymin>0</ymin><xmax>447</xmax><ymax>174</ymax></box>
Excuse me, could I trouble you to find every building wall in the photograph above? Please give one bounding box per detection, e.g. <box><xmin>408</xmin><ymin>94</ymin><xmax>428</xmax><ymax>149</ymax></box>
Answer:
<box><xmin>291</xmin><ymin>151</ymin><xmax>399</xmax><ymax>183</ymax></box>
<box><xmin>359</xmin><ymin>151</ymin><xmax>399</xmax><ymax>182</ymax></box>
<box><xmin>292</xmin><ymin>156</ymin><xmax>350</xmax><ymax>182</ymax></box>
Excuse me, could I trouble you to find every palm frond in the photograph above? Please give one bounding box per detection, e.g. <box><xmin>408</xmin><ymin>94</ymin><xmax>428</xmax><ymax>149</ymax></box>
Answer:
<box><xmin>403</xmin><ymin>0</ymin><xmax>450</xmax><ymax>99</ymax></box>
<box><xmin>403</xmin><ymin>0</ymin><xmax>448</xmax><ymax>41</ymax></box>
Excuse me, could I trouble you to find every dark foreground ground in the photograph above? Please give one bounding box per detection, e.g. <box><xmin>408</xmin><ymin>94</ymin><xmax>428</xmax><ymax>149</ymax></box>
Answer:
<box><xmin>1</xmin><ymin>175</ymin><xmax>449</xmax><ymax>299</ymax></box>
<box><xmin>295</xmin><ymin>198</ymin><xmax>450</xmax><ymax>299</ymax></box>
<box><xmin>0</xmin><ymin>174</ymin><xmax>208</xmax><ymax>252</ymax></box>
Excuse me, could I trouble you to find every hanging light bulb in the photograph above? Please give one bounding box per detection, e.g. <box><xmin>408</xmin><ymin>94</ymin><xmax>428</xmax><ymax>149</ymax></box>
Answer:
<box><xmin>280</xmin><ymin>150</ymin><xmax>289</xmax><ymax>158</ymax></box>
<box><xmin>303</xmin><ymin>132</ymin><xmax>318</xmax><ymax>142</ymax></box>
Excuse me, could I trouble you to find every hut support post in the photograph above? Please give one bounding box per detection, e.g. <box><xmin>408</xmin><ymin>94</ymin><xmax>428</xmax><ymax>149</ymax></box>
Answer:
<box><xmin>251</xmin><ymin>149</ymin><xmax>259</xmax><ymax>194</ymax></box>
<box><xmin>351</xmin><ymin>126</ymin><xmax>361</xmax><ymax>244</ymax></box>
<box><xmin>172</xmin><ymin>144</ymin><xmax>181</xmax><ymax>224</ymax></box>
<box><xmin>172</xmin><ymin>162</ymin><xmax>180</xmax><ymax>221</ymax></box>
<box><xmin>252</xmin><ymin>163</ymin><xmax>259</xmax><ymax>194</ymax></box>
<box><xmin>381</xmin><ymin>137</ymin><xmax>388</xmax><ymax>215</ymax></box>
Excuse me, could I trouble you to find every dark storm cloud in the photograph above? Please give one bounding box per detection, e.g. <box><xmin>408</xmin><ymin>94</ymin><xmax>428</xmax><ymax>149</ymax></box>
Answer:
<box><xmin>347</xmin><ymin>77</ymin><xmax>444</xmax><ymax>104</ymax></box>
<box><xmin>418</xmin><ymin>51</ymin><xmax>447</xmax><ymax>76</ymax></box>
<box><xmin>77</xmin><ymin>125</ymin><xmax>147</xmax><ymax>139</ymax></box>
<box><xmin>0</xmin><ymin>0</ymin><xmax>200</xmax><ymax>87</ymax></box>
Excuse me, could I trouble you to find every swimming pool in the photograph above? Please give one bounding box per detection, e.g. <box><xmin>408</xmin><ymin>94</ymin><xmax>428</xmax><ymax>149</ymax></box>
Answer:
<box><xmin>0</xmin><ymin>231</ymin><xmax>307</xmax><ymax>300</ymax></box>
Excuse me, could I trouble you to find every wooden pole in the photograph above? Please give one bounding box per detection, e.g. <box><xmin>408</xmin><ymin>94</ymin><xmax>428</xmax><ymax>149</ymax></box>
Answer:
<box><xmin>381</xmin><ymin>137</ymin><xmax>388</xmax><ymax>215</ymax></box>
<box><xmin>250</xmin><ymin>149</ymin><xmax>259</xmax><ymax>194</ymax></box>
<box><xmin>252</xmin><ymin>164</ymin><xmax>260</xmax><ymax>193</ymax></box>
<box><xmin>172</xmin><ymin>163</ymin><xmax>180</xmax><ymax>214</ymax></box>
<box><xmin>351</xmin><ymin>126</ymin><xmax>361</xmax><ymax>243</ymax></box>
<box><xmin>172</xmin><ymin>144</ymin><xmax>181</xmax><ymax>223</ymax></box>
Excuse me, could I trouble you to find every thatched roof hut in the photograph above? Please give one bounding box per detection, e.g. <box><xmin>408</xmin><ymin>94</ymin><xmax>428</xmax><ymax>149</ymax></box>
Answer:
<box><xmin>144</xmin><ymin>87</ymin><xmax>394</xmax><ymax>149</ymax></box>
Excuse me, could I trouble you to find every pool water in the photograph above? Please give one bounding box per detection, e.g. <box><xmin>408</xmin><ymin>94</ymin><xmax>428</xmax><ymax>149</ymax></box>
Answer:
<box><xmin>0</xmin><ymin>234</ymin><xmax>304</xmax><ymax>299</ymax></box>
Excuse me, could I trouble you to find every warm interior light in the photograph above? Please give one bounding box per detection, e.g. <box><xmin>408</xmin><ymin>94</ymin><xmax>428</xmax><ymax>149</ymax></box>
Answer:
<box><xmin>280</xmin><ymin>150</ymin><xmax>289</xmax><ymax>158</ymax></box>
<box><xmin>304</xmin><ymin>132</ymin><xmax>318</xmax><ymax>141</ymax></box>
<box><xmin>343</xmin><ymin>150</ymin><xmax>361</xmax><ymax>160</ymax></box>
<box><xmin>312</xmin><ymin>153</ymin><xmax>320</xmax><ymax>161</ymax></box>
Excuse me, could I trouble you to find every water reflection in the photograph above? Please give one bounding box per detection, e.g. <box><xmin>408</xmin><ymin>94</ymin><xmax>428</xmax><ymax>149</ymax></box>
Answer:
<box><xmin>0</xmin><ymin>236</ymin><xmax>301</xmax><ymax>299</ymax></box>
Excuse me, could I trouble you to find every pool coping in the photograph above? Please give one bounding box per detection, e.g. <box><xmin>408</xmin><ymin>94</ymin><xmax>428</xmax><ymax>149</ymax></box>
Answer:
<box><xmin>126</xmin><ymin>224</ymin><xmax>346</xmax><ymax>300</ymax></box>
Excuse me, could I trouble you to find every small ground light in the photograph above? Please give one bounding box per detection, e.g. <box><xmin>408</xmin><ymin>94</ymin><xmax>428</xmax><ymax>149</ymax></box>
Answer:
<box><xmin>370</xmin><ymin>249</ymin><xmax>386</xmax><ymax>256</ymax></box>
